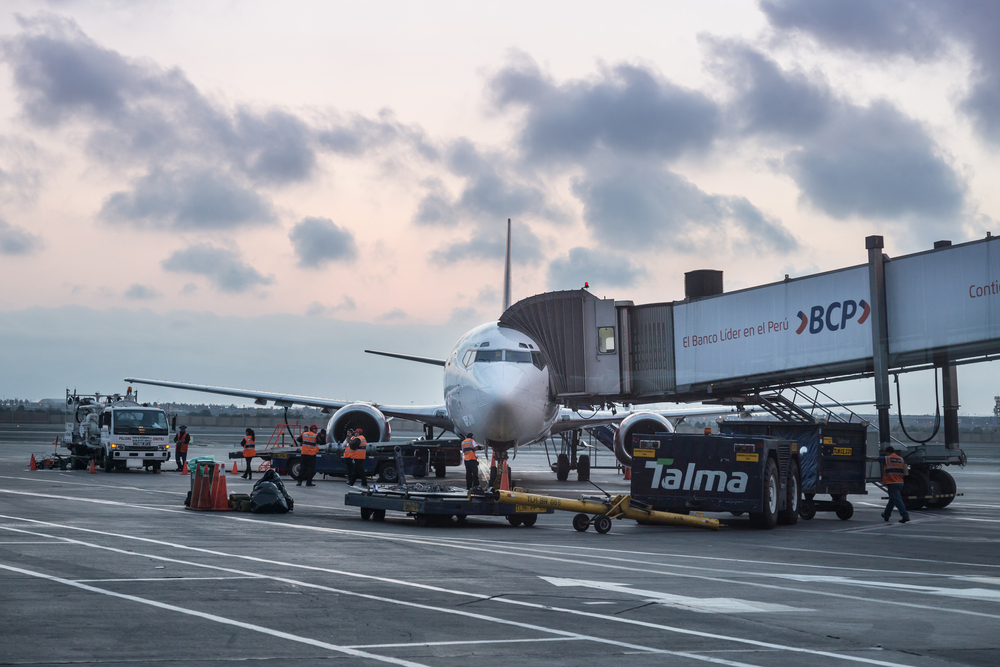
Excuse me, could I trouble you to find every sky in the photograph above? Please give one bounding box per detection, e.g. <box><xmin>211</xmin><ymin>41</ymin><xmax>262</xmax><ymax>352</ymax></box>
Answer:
<box><xmin>2</xmin><ymin>1</ymin><xmax>1000</xmax><ymax>414</ymax></box>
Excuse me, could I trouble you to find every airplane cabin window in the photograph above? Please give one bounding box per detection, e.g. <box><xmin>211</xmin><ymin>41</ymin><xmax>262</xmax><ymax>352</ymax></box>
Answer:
<box><xmin>598</xmin><ymin>327</ymin><xmax>616</xmax><ymax>353</ymax></box>
<box><xmin>531</xmin><ymin>351</ymin><xmax>546</xmax><ymax>370</ymax></box>
<box><xmin>475</xmin><ymin>349</ymin><xmax>503</xmax><ymax>363</ymax></box>
<box><xmin>506</xmin><ymin>350</ymin><xmax>532</xmax><ymax>363</ymax></box>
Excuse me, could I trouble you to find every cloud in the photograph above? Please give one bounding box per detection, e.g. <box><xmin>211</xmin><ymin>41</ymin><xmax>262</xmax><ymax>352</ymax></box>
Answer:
<box><xmin>161</xmin><ymin>244</ymin><xmax>273</xmax><ymax>293</ymax></box>
<box><xmin>378</xmin><ymin>308</ymin><xmax>407</xmax><ymax>321</ymax></box>
<box><xmin>571</xmin><ymin>162</ymin><xmax>797</xmax><ymax>254</ymax></box>
<box><xmin>547</xmin><ymin>246</ymin><xmax>647</xmax><ymax>290</ymax></box>
<box><xmin>100</xmin><ymin>168</ymin><xmax>275</xmax><ymax>230</ymax></box>
<box><xmin>0</xmin><ymin>219</ymin><xmax>43</xmax><ymax>255</ymax></box>
<box><xmin>306</xmin><ymin>297</ymin><xmax>357</xmax><ymax>317</ymax></box>
<box><xmin>489</xmin><ymin>56</ymin><xmax>720</xmax><ymax>163</ymax></box>
<box><xmin>124</xmin><ymin>283</ymin><xmax>160</xmax><ymax>300</ymax></box>
<box><xmin>317</xmin><ymin>111</ymin><xmax>439</xmax><ymax>161</ymax></box>
<box><xmin>289</xmin><ymin>217</ymin><xmax>357</xmax><ymax>269</ymax></box>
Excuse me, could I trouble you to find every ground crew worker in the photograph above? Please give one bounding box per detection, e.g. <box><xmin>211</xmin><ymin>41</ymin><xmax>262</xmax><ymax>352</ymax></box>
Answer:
<box><xmin>241</xmin><ymin>428</ymin><xmax>256</xmax><ymax>480</ymax></box>
<box><xmin>297</xmin><ymin>425</ymin><xmax>319</xmax><ymax>487</ymax></box>
<box><xmin>868</xmin><ymin>445</ymin><xmax>910</xmax><ymax>523</ymax></box>
<box><xmin>462</xmin><ymin>433</ymin><xmax>482</xmax><ymax>490</ymax></box>
<box><xmin>173</xmin><ymin>425</ymin><xmax>190</xmax><ymax>471</ymax></box>
<box><xmin>345</xmin><ymin>428</ymin><xmax>368</xmax><ymax>487</ymax></box>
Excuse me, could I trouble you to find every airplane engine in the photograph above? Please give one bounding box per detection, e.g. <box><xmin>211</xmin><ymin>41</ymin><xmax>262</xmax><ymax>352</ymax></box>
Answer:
<box><xmin>614</xmin><ymin>412</ymin><xmax>673</xmax><ymax>467</ymax></box>
<box><xmin>326</xmin><ymin>404</ymin><xmax>391</xmax><ymax>445</ymax></box>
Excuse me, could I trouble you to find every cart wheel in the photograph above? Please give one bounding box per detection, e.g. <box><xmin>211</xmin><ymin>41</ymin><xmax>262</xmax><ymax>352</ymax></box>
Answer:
<box><xmin>287</xmin><ymin>458</ymin><xmax>302</xmax><ymax>481</ymax></box>
<box><xmin>520</xmin><ymin>513</ymin><xmax>538</xmax><ymax>527</ymax></box>
<box><xmin>593</xmin><ymin>515</ymin><xmax>612</xmax><ymax>534</ymax></box>
<box><xmin>507</xmin><ymin>515</ymin><xmax>523</xmax><ymax>527</ymax></box>
<box><xmin>799</xmin><ymin>498</ymin><xmax>816</xmax><ymax>520</ymax></box>
<box><xmin>434</xmin><ymin>463</ymin><xmax>447</xmax><ymax>478</ymax></box>
<box><xmin>729</xmin><ymin>511</ymin><xmax>744</xmax><ymax>516</ymax></box>
<box><xmin>372</xmin><ymin>509</ymin><xmax>386</xmax><ymax>522</ymax></box>
<box><xmin>572</xmin><ymin>513</ymin><xmax>590</xmax><ymax>532</ymax></box>
<box><xmin>455</xmin><ymin>514</ymin><xmax>467</xmax><ymax>524</ymax></box>
<box><xmin>414</xmin><ymin>514</ymin><xmax>429</xmax><ymax>527</ymax></box>
<box><xmin>835</xmin><ymin>502</ymin><xmax>854</xmax><ymax>521</ymax></box>
<box><xmin>360</xmin><ymin>507</ymin><xmax>373</xmax><ymax>521</ymax></box>
<box><xmin>556</xmin><ymin>454</ymin><xmax>570</xmax><ymax>481</ymax></box>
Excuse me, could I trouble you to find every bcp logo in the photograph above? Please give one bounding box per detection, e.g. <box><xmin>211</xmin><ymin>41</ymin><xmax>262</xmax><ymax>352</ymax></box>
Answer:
<box><xmin>796</xmin><ymin>300</ymin><xmax>870</xmax><ymax>335</ymax></box>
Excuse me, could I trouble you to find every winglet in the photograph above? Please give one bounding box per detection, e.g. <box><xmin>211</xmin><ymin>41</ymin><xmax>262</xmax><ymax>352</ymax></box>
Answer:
<box><xmin>502</xmin><ymin>217</ymin><xmax>512</xmax><ymax>313</ymax></box>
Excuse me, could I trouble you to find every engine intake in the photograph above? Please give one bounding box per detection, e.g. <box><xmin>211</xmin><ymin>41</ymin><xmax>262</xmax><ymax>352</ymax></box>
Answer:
<box><xmin>326</xmin><ymin>404</ymin><xmax>391</xmax><ymax>444</ymax></box>
<box><xmin>614</xmin><ymin>412</ymin><xmax>673</xmax><ymax>467</ymax></box>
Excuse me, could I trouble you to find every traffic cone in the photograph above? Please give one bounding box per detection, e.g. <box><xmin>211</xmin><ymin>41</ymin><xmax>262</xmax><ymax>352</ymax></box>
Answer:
<box><xmin>29</xmin><ymin>454</ymin><xmax>37</xmax><ymax>471</ymax></box>
<box><xmin>88</xmin><ymin>458</ymin><xmax>96</xmax><ymax>474</ymax></box>
<box><xmin>232</xmin><ymin>460</ymin><xmax>239</xmax><ymax>475</ymax></box>
<box><xmin>181</xmin><ymin>461</ymin><xmax>189</xmax><ymax>474</ymax></box>
<box><xmin>500</xmin><ymin>461</ymin><xmax>510</xmax><ymax>491</ymax></box>
<box><xmin>623</xmin><ymin>466</ymin><xmax>631</xmax><ymax>480</ymax></box>
<box><xmin>211</xmin><ymin>464</ymin><xmax>232</xmax><ymax>511</ymax></box>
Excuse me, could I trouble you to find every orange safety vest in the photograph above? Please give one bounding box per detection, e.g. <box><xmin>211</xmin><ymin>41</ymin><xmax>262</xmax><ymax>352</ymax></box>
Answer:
<box><xmin>461</xmin><ymin>438</ymin><xmax>477</xmax><ymax>461</ymax></box>
<box><xmin>882</xmin><ymin>453</ymin><xmax>906</xmax><ymax>485</ymax></box>
<box><xmin>242</xmin><ymin>435</ymin><xmax>256</xmax><ymax>458</ymax></box>
<box><xmin>175</xmin><ymin>432</ymin><xmax>190</xmax><ymax>453</ymax></box>
<box><xmin>300</xmin><ymin>430</ymin><xmax>319</xmax><ymax>456</ymax></box>
<box><xmin>344</xmin><ymin>435</ymin><xmax>367</xmax><ymax>459</ymax></box>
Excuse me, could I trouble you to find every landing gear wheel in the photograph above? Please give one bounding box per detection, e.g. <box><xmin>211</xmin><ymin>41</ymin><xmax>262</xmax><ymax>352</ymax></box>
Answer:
<box><xmin>556</xmin><ymin>454</ymin><xmax>570</xmax><ymax>481</ymax></box>
<box><xmin>593</xmin><ymin>515</ymin><xmax>612</xmax><ymax>534</ymax></box>
<box><xmin>778</xmin><ymin>460</ymin><xmax>800</xmax><ymax>525</ymax></box>
<box><xmin>572</xmin><ymin>513</ymin><xmax>590</xmax><ymax>532</ymax></box>
<box><xmin>750</xmin><ymin>458</ymin><xmax>779</xmax><ymax>529</ymax></box>
<box><xmin>378</xmin><ymin>463</ymin><xmax>399</xmax><ymax>483</ymax></box>
<box><xmin>799</xmin><ymin>498</ymin><xmax>816</xmax><ymax>520</ymax></box>
<box><xmin>434</xmin><ymin>463</ymin><xmax>447</xmax><ymax>478</ymax></box>
<box><xmin>372</xmin><ymin>509</ymin><xmax>386</xmax><ymax>522</ymax></box>
<box><xmin>577</xmin><ymin>454</ymin><xmax>590</xmax><ymax>482</ymax></box>
<box><xmin>835</xmin><ymin>502</ymin><xmax>854</xmax><ymax>521</ymax></box>
<box><xmin>360</xmin><ymin>507</ymin><xmax>373</xmax><ymax>521</ymax></box>
<box><xmin>507</xmin><ymin>515</ymin><xmax>523</xmax><ymax>527</ymax></box>
<box><xmin>927</xmin><ymin>469</ymin><xmax>956</xmax><ymax>509</ymax></box>
<box><xmin>520</xmin><ymin>513</ymin><xmax>538</xmax><ymax>527</ymax></box>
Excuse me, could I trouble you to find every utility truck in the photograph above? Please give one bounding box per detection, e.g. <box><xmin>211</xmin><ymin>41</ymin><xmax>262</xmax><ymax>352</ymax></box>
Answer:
<box><xmin>61</xmin><ymin>388</ymin><xmax>172</xmax><ymax>472</ymax></box>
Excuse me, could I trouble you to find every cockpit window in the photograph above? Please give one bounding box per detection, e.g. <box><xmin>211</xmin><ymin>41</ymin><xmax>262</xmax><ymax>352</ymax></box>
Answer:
<box><xmin>475</xmin><ymin>349</ymin><xmax>503</xmax><ymax>363</ymax></box>
<box><xmin>505</xmin><ymin>350</ymin><xmax>532</xmax><ymax>363</ymax></box>
<box><xmin>462</xmin><ymin>349</ymin><xmax>475</xmax><ymax>367</ymax></box>
<box><xmin>531</xmin><ymin>351</ymin><xmax>546</xmax><ymax>370</ymax></box>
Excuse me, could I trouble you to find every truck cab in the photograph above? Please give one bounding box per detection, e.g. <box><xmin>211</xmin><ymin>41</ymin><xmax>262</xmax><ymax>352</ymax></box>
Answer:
<box><xmin>99</xmin><ymin>399</ymin><xmax>171</xmax><ymax>472</ymax></box>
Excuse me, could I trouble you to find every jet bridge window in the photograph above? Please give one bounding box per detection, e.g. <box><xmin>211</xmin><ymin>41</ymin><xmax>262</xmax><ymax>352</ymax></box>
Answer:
<box><xmin>598</xmin><ymin>327</ymin><xmax>616</xmax><ymax>353</ymax></box>
<box><xmin>475</xmin><ymin>349</ymin><xmax>504</xmax><ymax>363</ymax></box>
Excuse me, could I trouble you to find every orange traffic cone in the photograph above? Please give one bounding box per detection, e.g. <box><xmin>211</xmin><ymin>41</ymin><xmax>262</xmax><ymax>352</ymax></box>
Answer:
<box><xmin>623</xmin><ymin>466</ymin><xmax>631</xmax><ymax>480</ymax></box>
<box><xmin>499</xmin><ymin>461</ymin><xmax>510</xmax><ymax>491</ymax></box>
<box><xmin>29</xmin><ymin>454</ymin><xmax>37</xmax><ymax>471</ymax></box>
<box><xmin>232</xmin><ymin>460</ymin><xmax>239</xmax><ymax>475</ymax></box>
<box><xmin>211</xmin><ymin>465</ymin><xmax>232</xmax><ymax>511</ymax></box>
<box><xmin>88</xmin><ymin>458</ymin><xmax>96</xmax><ymax>474</ymax></box>
<box><xmin>181</xmin><ymin>461</ymin><xmax>189</xmax><ymax>474</ymax></box>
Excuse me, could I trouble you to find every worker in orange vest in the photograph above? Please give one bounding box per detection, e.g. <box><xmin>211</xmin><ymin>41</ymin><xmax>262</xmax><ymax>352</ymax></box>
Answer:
<box><xmin>344</xmin><ymin>428</ymin><xmax>368</xmax><ymax>487</ymax></box>
<box><xmin>297</xmin><ymin>425</ymin><xmax>319</xmax><ymax>487</ymax></box>
<box><xmin>173</xmin><ymin>425</ymin><xmax>190</xmax><ymax>471</ymax></box>
<box><xmin>241</xmin><ymin>428</ymin><xmax>256</xmax><ymax>480</ymax></box>
<box><xmin>461</xmin><ymin>433</ymin><xmax>482</xmax><ymax>490</ymax></box>
<box><xmin>868</xmin><ymin>445</ymin><xmax>910</xmax><ymax>523</ymax></box>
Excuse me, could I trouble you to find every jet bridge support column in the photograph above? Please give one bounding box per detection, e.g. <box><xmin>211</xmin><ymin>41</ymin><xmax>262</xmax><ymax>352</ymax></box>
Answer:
<box><xmin>867</xmin><ymin>236</ymin><xmax>892</xmax><ymax>448</ymax></box>
<box><xmin>939</xmin><ymin>357</ymin><xmax>960</xmax><ymax>450</ymax></box>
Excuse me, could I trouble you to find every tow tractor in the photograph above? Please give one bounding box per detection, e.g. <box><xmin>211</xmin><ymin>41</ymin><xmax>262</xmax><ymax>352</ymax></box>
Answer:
<box><xmin>60</xmin><ymin>388</ymin><xmax>171</xmax><ymax>472</ymax></box>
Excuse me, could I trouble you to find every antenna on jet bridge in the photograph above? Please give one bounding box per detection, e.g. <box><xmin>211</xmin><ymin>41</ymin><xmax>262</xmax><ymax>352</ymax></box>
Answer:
<box><xmin>502</xmin><ymin>218</ymin><xmax>512</xmax><ymax>313</ymax></box>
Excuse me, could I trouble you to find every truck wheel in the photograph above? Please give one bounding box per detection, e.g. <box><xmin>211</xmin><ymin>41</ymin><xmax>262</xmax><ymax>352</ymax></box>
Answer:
<box><xmin>373</xmin><ymin>509</ymin><xmax>386</xmax><ymax>522</ymax></box>
<box><xmin>835</xmin><ymin>502</ymin><xmax>854</xmax><ymax>520</ymax></box>
<box><xmin>378</xmin><ymin>463</ymin><xmax>399</xmax><ymax>483</ymax></box>
<box><xmin>520</xmin><ymin>513</ymin><xmax>538</xmax><ymax>527</ymax></box>
<box><xmin>72</xmin><ymin>450</ymin><xmax>87</xmax><ymax>470</ymax></box>
<box><xmin>556</xmin><ymin>454</ymin><xmax>570</xmax><ymax>481</ymax></box>
<box><xmin>593</xmin><ymin>515</ymin><xmax>612</xmax><ymax>534</ymax></box>
<box><xmin>799</xmin><ymin>498</ymin><xmax>816</xmax><ymax>520</ymax></box>
<box><xmin>926</xmin><ymin>469</ymin><xmax>956</xmax><ymax>509</ymax></box>
<box><xmin>750</xmin><ymin>459</ymin><xmax>779</xmax><ymax>529</ymax></box>
<box><xmin>151</xmin><ymin>461</ymin><xmax>161</xmax><ymax>473</ymax></box>
<box><xmin>778</xmin><ymin>460</ymin><xmax>800</xmax><ymax>526</ymax></box>
<box><xmin>287</xmin><ymin>458</ymin><xmax>302</xmax><ymax>481</ymax></box>
<box><xmin>103</xmin><ymin>454</ymin><xmax>114</xmax><ymax>473</ymax></box>
<box><xmin>434</xmin><ymin>463</ymin><xmax>447</xmax><ymax>478</ymax></box>
<box><xmin>577</xmin><ymin>454</ymin><xmax>591</xmax><ymax>482</ymax></box>
<box><xmin>572</xmin><ymin>513</ymin><xmax>590</xmax><ymax>532</ymax></box>
<box><xmin>360</xmin><ymin>507</ymin><xmax>373</xmax><ymax>521</ymax></box>
<box><xmin>507</xmin><ymin>515</ymin><xmax>523</xmax><ymax>527</ymax></box>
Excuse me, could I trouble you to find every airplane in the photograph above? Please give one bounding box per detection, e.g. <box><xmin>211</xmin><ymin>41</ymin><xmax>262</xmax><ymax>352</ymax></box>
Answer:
<box><xmin>126</xmin><ymin>220</ymin><xmax>869</xmax><ymax>474</ymax></box>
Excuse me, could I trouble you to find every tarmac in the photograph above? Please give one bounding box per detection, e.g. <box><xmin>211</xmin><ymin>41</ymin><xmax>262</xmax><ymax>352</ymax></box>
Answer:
<box><xmin>1</xmin><ymin>424</ymin><xmax>999</xmax><ymax>666</ymax></box>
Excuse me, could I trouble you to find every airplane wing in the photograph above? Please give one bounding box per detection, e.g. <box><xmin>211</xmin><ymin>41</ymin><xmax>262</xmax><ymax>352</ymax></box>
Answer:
<box><xmin>123</xmin><ymin>377</ymin><xmax>455</xmax><ymax>430</ymax></box>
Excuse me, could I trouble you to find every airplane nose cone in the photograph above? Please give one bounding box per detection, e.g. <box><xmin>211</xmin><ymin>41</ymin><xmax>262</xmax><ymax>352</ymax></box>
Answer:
<box><xmin>472</xmin><ymin>364</ymin><xmax>531</xmax><ymax>441</ymax></box>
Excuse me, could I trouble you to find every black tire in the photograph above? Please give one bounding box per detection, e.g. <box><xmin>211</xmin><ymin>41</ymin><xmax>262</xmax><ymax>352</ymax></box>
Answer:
<box><xmin>835</xmin><ymin>502</ymin><xmax>854</xmax><ymax>521</ymax></box>
<box><xmin>730</xmin><ymin>511</ymin><xmax>744</xmax><ymax>517</ymax></box>
<box><xmin>750</xmin><ymin>458</ymin><xmax>779</xmax><ymax>529</ymax></box>
<box><xmin>455</xmin><ymin>514</ymin><xmax>467</xmax><ymax>524</ymax></box>
<box><xmin>520</xmin><ymin>513</ymin><xmax>538</xmax><ymax>527</ymax></box>
<box><xmin>378</xmin><ymin>463</ymin><xmax>399</xmax><ymax>483</ymax></box>
<box><xmin>414</xmin><ymin>514</ymin><xmax>429</xmax><ymax>527</ymax></box>
<box><xmin>287</xmin><ymin>458</ymin><xmax>302</xmax><ymax>481</ymax></box>
<box><xmin>572</xmin><ymin>513</ymin><xmax>590</xmax><ymax>532</ymax></box>
<box><xmin>72</xmin><ymin>450</ymin><xmax>88</xmax><ymax>470</ymax></box>
<box><xmin>593</xmin><ymin>515</ymin><xmax>612</xmax><ymax>534</ymax></box>
<box><xmin>902</xmin><ymin>469</ymin><xmax>929</xmax><ymax>510</ymax></box>
<box><xmin>360</xmin><ymin>507</ymin><xmax>373</xmax><ymax>521</ymax></box>
<box><xmin>184</xmin><ymin>490</ymin><xmax>191</xmax><ymax>507</ymax></box>
<box><xmin>799</xmin><ymin>498</ymin><xmax>816</xmax><ymax>520</ymax></box>
<box><xmin>152</xmin><ymin>461</ymin><xmax>161</xmax><ymax>473</ymax></box>
<box><xmin>556</xmin><ymin>454</ymin><xmax>570</xmax><ymax>481</ymax></box>
<box><xmin>103</xmin><ymin>453</ymin><xmax>114</xmax><ymax>473</ymax></box>
<box><xmin>778</xmin><ymin>460</ymin><xmax>800</xmax><ymax>526</ymax></box>
<box><xmin>577</xmin><ymin>454</ymin><xmax>590</xmax><ymax>482</ymax></box>
<box><xmin>927</xmin><ymin>468</ymin><xmax>957</xmax><ymax>509</ymax></box>
<box><xmin>507</xmin><ymin>515</ymin><xmax>523</xmax><ymax>527</ymax></box>
<box><xmin>434</xmin><ymin>463</ymin><xmax>447</xmax><ymax>478</ymax></box>
<box><xmin>373</xmin><ymin>509</ymin><xmax>386</xmax><ymax>522</ymax></box>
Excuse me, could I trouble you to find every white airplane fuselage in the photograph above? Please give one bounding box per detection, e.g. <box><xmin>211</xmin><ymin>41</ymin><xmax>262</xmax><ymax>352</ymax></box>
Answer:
<box><xmin>443</xmin><ymin>322</ymin><xmax>558</xmax><ymax>449</ymax></box>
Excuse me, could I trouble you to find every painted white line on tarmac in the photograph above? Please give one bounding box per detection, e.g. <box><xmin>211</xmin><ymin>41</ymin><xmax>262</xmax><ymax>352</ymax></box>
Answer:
<box><xmin>347</xmin><ymin>637</ymin><xmax>582</xmax><ymax>649</ymax></box>
<box><xmin>0</xmin><ymin>561</ymin><xmax>430</xmax><ymax>667</ymax></box>
<box><xmin>762</xmin><ymin>545</ymin><xmax>1000</xmax><ymax>570</ymax></box>
<box><xmin>74</xmin><ymin>576</ymin><xmax>260</xmax><ymax>582</ymax></box>
<box><xmin>0</xmin><ymin>519</ymin><xmax>923</xmax><ymax>667</ymax></box>
<box><xmin>0</xmin><ymin>540</ymin><xmax>67</xmax><ymax>544</ymax></box>
<box><xmin>0</xmin><ymin>474</ymin><xmax>187</xmax><ymax>496</ymax></box>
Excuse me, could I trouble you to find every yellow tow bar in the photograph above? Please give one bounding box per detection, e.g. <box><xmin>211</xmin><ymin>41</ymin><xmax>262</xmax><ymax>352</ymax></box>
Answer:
<box><xmin>495</xmin><ymin>490</ymin><xmax>720</xmax><ymax>533</ymax></box>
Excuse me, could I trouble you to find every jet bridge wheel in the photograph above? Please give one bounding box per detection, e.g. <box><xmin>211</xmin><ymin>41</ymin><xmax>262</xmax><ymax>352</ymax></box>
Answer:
<box><xmin>926</xmin><ymin>469</ymin><xmax>957</xmax><ymax>509</ymax></box>
<box><xmin>593</xmin><ymin>515</ymin><xmax>612</xmax><ymax>534</ymax></box>
<box><xmin>572</xmin><ymin>513</ymin><xmax>590</xmax><ymax>532</ymax></box>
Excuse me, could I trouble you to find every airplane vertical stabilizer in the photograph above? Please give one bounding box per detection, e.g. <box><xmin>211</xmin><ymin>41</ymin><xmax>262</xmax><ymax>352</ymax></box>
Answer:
<box><xmin>502</xmin><ymin>218</ymin><xmax>512</xmax><ymax>313</ymax></box>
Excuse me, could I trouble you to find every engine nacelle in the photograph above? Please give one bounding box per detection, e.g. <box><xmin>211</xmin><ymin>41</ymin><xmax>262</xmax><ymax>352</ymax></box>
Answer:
<box><xmin>326</xmin><ymin>404</ymin><xmax>391</xmax><ymax>445</ymax></box>
<box><xmin>614</xmin><ymin>412</ymin><xmax>674</xmax><ymax>467</ymax></box>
